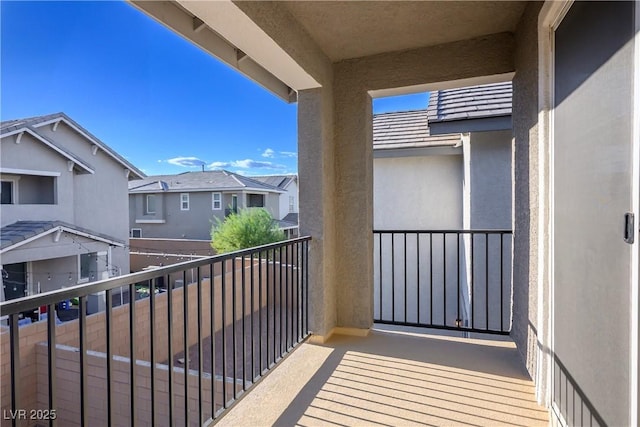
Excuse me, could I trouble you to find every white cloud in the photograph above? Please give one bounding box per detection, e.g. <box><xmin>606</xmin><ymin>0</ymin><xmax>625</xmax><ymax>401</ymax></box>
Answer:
<box><xmin>209</xmin><ymin>161</ymin><xmax>231</xmax><ymax>169</ymax></box>
<box><xmin>167</xmin><ymin>156</ymin><xmax>207</xmax><ymax>168</ymax></box>
<box><xmin>280</xmin><ymin>151</ymin><xmax>297</xmax><ymax>158</ymax></box>
<box><xmin>261</xmin><ymin>148</ymin><xmax>275</xmax><ymax>158</ymax></box>
<box><xmin>233</xmin><ymin>159</ymin><xmax>286</xmax><ymax>169</ymax></box>
<box><xmin>209</xmin><ymin>158</ymin><xmax>286</xmax><ymax>171</ymax></box>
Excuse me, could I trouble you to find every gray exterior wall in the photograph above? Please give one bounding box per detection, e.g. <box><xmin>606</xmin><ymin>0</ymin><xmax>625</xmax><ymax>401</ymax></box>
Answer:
<box><xmin>130</xmin><ymin>190</ymin><xmax>281</xmax><ymax>241</ymax></box>
<box><xmin>1</xmin><ymin>120</ymin><xmax>132</xmax><ymax>281</ymax></box>
<box><xmin>31</xmin><ymin>256</ymin><xmax>78</xmax><ymax>294</ymax></box>
<box><xmin>469</xmin><ymin>130</ymin><xmax>512</xmax><ymax>229</ymax></box>
<box><xmin>36</xmin><ymin>123</ymin><xmax>131</xmax><ymax>243</ymax></box>
<box><xmin>374</xmin><ymin>154</ymin><xmax>463</xmax><ymax>229</ymax></box>
<box><xmin>1</xmin><ymin>133</ymin><xmax>75</xmax><ymax>226</ymax></box>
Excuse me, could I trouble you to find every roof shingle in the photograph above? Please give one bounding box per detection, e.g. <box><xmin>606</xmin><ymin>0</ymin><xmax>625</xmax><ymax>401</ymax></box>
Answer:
<box><xmin>128</xmin><ymin>170</ymin><xmax>283</xmax><ymax>193</ymax></box>
<box><xmin>426</xmin><ymin>82</ymin><xmax>512</xmax><ymax>123</ymax></box>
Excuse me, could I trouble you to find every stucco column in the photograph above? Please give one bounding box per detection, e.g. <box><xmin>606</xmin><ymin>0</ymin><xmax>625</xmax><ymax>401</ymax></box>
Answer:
<box><xmin>512</xmin><ymin>1</ymin><xmax>546</xmax><ymax>404</ymax></box>
<box><xmin>298</xmin><ymin>87</ymin><xmax>337</xmax><ymax>338</ymax></box>
<box><xmin>333</xmin><ymin>66</ymin><xmax>374</xmax><ymax>331</ymax></box>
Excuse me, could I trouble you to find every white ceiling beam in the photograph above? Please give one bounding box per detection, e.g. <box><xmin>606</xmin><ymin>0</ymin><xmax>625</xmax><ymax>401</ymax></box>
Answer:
<box><xmin>129</xmin><ymin>0</ymin><xmax>307</xmax><ymax>103</ymax></box>
<box><xmin>176</xmin><ymin>0</ymin><xmax>319</xmax><ymax>90</ymax></box>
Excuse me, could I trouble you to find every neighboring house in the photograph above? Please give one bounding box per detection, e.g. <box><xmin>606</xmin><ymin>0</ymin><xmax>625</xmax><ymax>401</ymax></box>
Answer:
<box><xmin>251</xmin><ymin>174</ymin><xmax>299</xmax><ymax>237</ymax></box>
<box><xmin>128</xmin><ymin>170</ymin><xmax>284</xmax><ymax>240</ymax></box>
<box><xmin>0</xmin><ymin>112</ymin><xmax>145</xmax><ymax>309</ymax></box>
<box><xmin>373</xmin><ymin>82</ymin><xmax>513</xmax><ymax>327</ymax></box>
<box><xmin>374</xmin><ymin>82</ymin><xmax>512</xmax><ymax>230</ymax></box>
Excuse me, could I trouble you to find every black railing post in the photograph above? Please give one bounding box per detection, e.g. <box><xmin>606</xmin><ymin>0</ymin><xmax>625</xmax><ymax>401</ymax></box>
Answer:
<box><xmin>167</xmin><ymin>274</ymin><xmax>174</xmax><ymax>426</ymax></box>
<box><xmin>149</xmin><ymin>279</ymin><xmax>157</xmax><ymax>426</ymax></box>
<box><xmin>391</xmin><ymin>233</ymin><xmax>395</xmax><ymax>322</ymax></box>
<box><xmin>78</xmin><ymin>296</ymin><xmax>88</xmax><ymax>426</ymax></box>
<box><xmin>182</xmin><ymin>270</ymin><xmax>189</xmax><ymax>424</ymax></box>
<box><xmin>221</xmin><ymin>260</ymin><xmax>227</xmax><ymax>408</ymax></box>
<box><xmin>47</xmin><ymin>302</ymin><xmax>57</xmax><ymax>427</ymax></box>
<box><xmin>209</xmin><ymin>263</ymin><xmax>216</xmax><ymax>419</ymax></box>
<box><xmin>232</xmin><ymin>258</ymin><xmax>237</xmax><ymax>401</ymax></box>
<box><xmin>196</xmin><ymin>268</ymin><xmax>203</xmax><ymax>426</ymax></box>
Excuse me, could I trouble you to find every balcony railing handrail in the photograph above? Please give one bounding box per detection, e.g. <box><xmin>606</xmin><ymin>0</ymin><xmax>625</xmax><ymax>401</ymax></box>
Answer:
<box><xmin>374</xmin><ymin>229</ymin><xmax>512</xmax><ymax>234</ymax></box>
<box><xmin>0</xmin><ymin>236</ymin><xmax>311</xmax><ymax>316</ymax></box>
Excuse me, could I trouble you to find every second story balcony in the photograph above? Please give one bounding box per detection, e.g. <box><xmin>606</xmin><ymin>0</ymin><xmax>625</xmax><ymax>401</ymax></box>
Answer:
<box><xmin>0</xmin><ymin>232</ymin><xmax>554</xmax><ymax>426</ymax></box>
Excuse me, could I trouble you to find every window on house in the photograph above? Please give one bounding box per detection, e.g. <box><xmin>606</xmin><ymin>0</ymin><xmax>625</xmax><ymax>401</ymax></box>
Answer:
<box><xmin>247</xmin><ymin>193</ymin><xmax>265</xmax><ymax>208</ymax></box>
<box><xmin>79</xmin><ymin>253</ymin><xmax>98</xmax><ymax>282</ymax></box>
<box><xmin>289</xmin><ymin>196</ymin><xmax>294</xmax><ymax>213</ymax></box>
<box><xmin>146</xmin><ymin>194</ymin><xmax>156</xmax><ymax>214</ymax></box>
<box><xmin>19</xmin><ymin>175</ymin><xmax>55</xmax><ymax>204</ymax></box>
<box><xmin>1</xmin><ymin>181</ymin><xmax>14</xmax><ymax>204</ymax></box>
<box><xmin>131</xmin><ymin>228</ymin><xmax>142</xmax><ymax>238</ymax></box>
<box><xmin>212</xmin><ymin>192</ymin><xmax>221</xmax><ymax>210</ymax></box>
<box><xmin>180</xmin><ymin>193</ymin><xmax>189</xmax><ymax>211</ymax></box>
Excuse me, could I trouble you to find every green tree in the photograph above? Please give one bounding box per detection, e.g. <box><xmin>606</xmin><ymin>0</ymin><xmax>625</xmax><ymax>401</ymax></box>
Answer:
<box><xmin>211</xmin><ymin>208</ymin><xmax>285</xmax><ymax>253</ymax></box>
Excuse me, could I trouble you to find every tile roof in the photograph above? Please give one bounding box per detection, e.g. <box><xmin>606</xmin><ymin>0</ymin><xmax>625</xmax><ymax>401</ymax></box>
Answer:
<box><xmin>1</xmin><ymin>220</ymin><xmax>124</xmax><ymax>251</ymax></box>
<box><xmin>128</xmin><ymin>170</ymin><xmax>283</xmax><ymax>193</ymax></box>
<box><xmin>0</xmin><ymin>112</ymin><xmax>145</xmax><ymax>179</ymax></box>
<box><xmin>373</xmin><ymin>110</ymin><xmax>462</xmax><ymax>149</ymax></box>
<box><xmin>426</xmin><ymin>82</ymin><xmax>512</xmax><ymax>123</ymax></box>
<box><xmin>282</xmin><ymin>213</ymin><xmax>298</xmax><ymax>224</ymax></box>
<box><xmin>250</xmin><ymin>175</ymin><xmax>297</xmax><ymax>189</ymax></box>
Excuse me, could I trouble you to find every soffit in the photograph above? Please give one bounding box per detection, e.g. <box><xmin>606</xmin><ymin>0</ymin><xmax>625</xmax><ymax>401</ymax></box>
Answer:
<box><xmin>280</xmin><ymin>1</ymin><xmax>528</xmax><ymax>62</ymax></box>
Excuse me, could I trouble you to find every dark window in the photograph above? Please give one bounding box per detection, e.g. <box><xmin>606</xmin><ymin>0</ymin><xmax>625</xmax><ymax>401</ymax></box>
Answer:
<box><xmin>1</xmin><ymin>181</ymin><xmax>13</xmax><ymax>204</ymax></box>
<box><xmin>80</xmin><ymin>253</ymin><xmax>98</xmax><ymax>281</ymax></box>
<box><xmin>247</xmin><ymin>193</ymin><xmax>265</xmax><ymax>207</ymax></box>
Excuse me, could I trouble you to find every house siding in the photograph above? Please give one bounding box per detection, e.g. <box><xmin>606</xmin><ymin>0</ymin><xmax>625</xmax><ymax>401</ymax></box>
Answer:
<box><xmin>0</xmin><ymin>133</ymin><xmax>75</xmax><ymax>226</ymax></box>
<box><xmin>1</xmin><ymin>117</ymin><xmax>134</xmax><ymax>292</ymax></box>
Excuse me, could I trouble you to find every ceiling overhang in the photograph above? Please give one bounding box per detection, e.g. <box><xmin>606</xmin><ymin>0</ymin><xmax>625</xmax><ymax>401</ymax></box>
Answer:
<box><xmin>129</xmin><ymin>0</ymin><xmax>320</xmax><ymax>103</ymax></box>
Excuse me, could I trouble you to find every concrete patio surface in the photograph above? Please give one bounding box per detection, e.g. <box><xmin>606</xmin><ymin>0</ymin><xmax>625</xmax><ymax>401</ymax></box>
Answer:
<box><xmin>215</xmin><ymin>326</ymin><xmax>548</xmax><ymax>426</ymax></box>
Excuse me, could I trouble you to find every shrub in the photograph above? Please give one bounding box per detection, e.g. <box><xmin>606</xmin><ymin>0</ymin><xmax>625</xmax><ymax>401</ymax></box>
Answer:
<box><xmin>211</xmin><ymin>208</ymin><xmax>285</xmax><ymax>254</ymax></box>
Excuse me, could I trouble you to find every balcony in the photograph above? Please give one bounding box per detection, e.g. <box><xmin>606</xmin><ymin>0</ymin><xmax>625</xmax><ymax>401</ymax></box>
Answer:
<box><xmin>216</xmin><ymin>326</ymin><xmax>548</xmax><ymax>426</ymax></box>
<box><xmin>0</xmin><ymin>232</ymin><xmax>549</xmax><ymax>426</ymax></box>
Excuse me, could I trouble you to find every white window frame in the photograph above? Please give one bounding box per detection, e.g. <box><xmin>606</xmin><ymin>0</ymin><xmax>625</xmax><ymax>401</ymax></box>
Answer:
<box><xmin>146</xmin><ymin>194</ymin><xmax>156</xmax><ymax>214</ymax></box>
<box><xmin>212</xmin><ymin>192</ymin><xmax>222</xmax><ymax>210</ymax></box>
<box><xmin>180</xmin><ymin>193</ymin><xmax>190</xmax><ymax>211</ymax></box>
<box><xmin>131</xmin><ymin>228</ymin><xmax>142</xmax><ymax>238</ymax></box>
<box><xmin>1</xmin><ymin>178</ymin><xmax>18</xmax><ymax>205</ymax></box>
<box><xmin>289</xmin><ymin>195</ymin><xmax>295</xmax><ymax>213</ymax></box>
<box><xmin>78</xmin><ymin>252</ymin><xmax>97</xmax><ymax>284</ymax></box>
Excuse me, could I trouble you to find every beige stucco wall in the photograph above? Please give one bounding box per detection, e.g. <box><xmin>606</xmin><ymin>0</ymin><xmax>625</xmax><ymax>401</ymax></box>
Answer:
<box><xmin>511</xmin><ymin>0</ymin><xmax>545</xmax><ymax>402</ymax></box>
<box><xmin>298</xmin><ymin>88</ymin><xmax>337</xmax><ymax>338</ymax></box>
<box><xmin>229</xmin><ymin>0</ymin><xmax>519</xmax><ymax>339</ymax></box>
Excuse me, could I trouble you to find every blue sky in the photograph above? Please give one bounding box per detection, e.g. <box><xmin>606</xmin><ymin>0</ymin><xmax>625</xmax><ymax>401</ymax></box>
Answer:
<box><xmin>1</xmin><ymin>1</ymin><xmax>428</xmax><ymax>176</ymax></box>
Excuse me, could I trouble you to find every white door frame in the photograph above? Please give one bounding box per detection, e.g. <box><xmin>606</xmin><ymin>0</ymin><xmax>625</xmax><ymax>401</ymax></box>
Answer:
<box><xmin>537</xmin><ymin>0</ymin><xmax>573</xmax><ymax>410</ymax></box>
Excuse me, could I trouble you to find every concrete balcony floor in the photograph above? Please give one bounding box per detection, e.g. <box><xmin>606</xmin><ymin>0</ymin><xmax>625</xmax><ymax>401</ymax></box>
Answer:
<box><xmin>217</xmin><ymin>326</ymin><xmax>548</xmax><ymax>427</ymax></box>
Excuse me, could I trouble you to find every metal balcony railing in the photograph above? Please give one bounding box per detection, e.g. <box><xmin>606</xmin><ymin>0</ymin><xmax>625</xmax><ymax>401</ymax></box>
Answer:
<box><xmin>373</xmin><ymin>230</ymin><xmax>512</xmax><ymax>334</ymax></box>
<box><xmin>0</xmin><ymin>236</ymin><xmax>310</xmax><ymax>426</ymax></box>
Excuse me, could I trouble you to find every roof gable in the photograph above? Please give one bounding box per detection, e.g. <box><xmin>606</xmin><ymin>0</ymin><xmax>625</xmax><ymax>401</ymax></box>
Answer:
<box><xmin>0</xmin><ymin>220</ymin><xmax>124</xmax><ymax>253</ymax></box>
<box><xmin>0</xmin><ymin>126</ymin><xmax>95</xmax><ymax>174</ymax></box>
<box><xmin>0</xmin><ymin>112</ymin><xmax>145</xmax><ymax>179</ymax></box>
